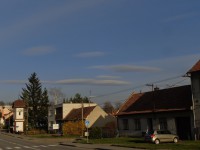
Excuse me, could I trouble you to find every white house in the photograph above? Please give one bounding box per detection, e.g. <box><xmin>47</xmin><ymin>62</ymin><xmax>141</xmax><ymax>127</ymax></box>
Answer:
<box><xmin>48</xmin><ymin>102</ymin><xmax>97</xmax><ymax>131</ymax></box>
<box><xmin>12</xmin><ymin>100</ymin><xmax>26</xmax><ymax>133</ymax></box>
<box><xmin>63</xmin><ymin>105</ymin><xmax>116</xmax><ymax>128</ymax></box>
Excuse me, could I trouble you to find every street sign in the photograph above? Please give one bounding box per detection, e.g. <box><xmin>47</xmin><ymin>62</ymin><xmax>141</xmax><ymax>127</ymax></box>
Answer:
<box><xmin>85</xmin><ymin>120</ymin><xmax>90</xmax><ymax>143</ymax></box>
<box><xmin>53</xmin><ymin>124</ymin><xmax>59</xmax><ymax>130</ymax></box>
<box><xmin>85</xmin><ymin>120</ymin><xmax>90</xmax><ymax>127</ymax></box>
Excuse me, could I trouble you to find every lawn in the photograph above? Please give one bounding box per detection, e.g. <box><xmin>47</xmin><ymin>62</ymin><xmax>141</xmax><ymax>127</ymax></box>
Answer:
<box><xmin>80</xmin><ymin>137</ymin><xmax>200</xmax><ymax>150</ymax></box>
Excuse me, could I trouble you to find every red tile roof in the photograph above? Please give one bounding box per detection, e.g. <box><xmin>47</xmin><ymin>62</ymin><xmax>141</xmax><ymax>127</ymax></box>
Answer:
<box><xmin>63</xmin><ymin>106</ymin><xmax>96</xmax><ymax>121</ymax></box>
<box><xmin>116</xmin><ymin>85</ymin><xmax>192</xmax><ymax>116</ymax></box>
<box><xmin>12</xmin><ymin>99</ymin><xmax>26</xmax><ymax>108</ymax></box>
<box><xmin>187</xmin><ymin>60</ymin><xmax>200</xmax><ymax>73</ymax></box>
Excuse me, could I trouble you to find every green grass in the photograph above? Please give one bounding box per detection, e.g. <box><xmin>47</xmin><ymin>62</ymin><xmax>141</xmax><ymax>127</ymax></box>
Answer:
<box><xmin>79</xmin><ymin>137</ymin><xmax>200</xmax><ymax>150</ymax></box>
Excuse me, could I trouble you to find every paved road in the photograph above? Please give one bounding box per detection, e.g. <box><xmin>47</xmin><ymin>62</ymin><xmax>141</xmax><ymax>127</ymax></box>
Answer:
<box><xmin>0</xmin><ymin>132</ymin><xmax>142</xmax><ymax>150</ymax></box>
<box><xmin>0</xmin><ymin>133</ymin><xmax>84</xmax><ymax>150</ymax></box>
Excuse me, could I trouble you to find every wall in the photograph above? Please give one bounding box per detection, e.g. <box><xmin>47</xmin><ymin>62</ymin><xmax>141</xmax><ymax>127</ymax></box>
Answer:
<box><xmin>15</xmin><ymin>108</ymin><xmax>24</xmax><ymax>120</ymax></box>
<box><xmin>15</xmin><ymin>122</ymin><xmax>23</xmax><ymax>132</ymax></box>
<box><xmin>62</xmin><ymin>103</ymin><xmax>97</xmax><ymax>119</ymax></box>
<box><xmin>191</xmin><ymin>72</ymin><xmax>200</xmax><ymax>139</ymax></box>
<box><xmin>48</xmin><ymin>105</ymin><xmax>56</xmax><ymax>131</ymax></box>
<box><xmin>117</xmin><ymin>111</ymin><xmax>193</xmax><ymax>138</ymax></box>
<box><xmin>86</xmin><ymin>105</ymin><xmax>116</xmax><ymax>128</ymax></box>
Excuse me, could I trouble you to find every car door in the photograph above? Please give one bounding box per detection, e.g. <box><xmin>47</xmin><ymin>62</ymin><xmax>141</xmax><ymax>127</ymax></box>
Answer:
<box><xmin>156</xmin><ymin>131</ymin><xmax>165</xmax><ymax>142</ymax></box>
<box><xmin>163</xmin><ymin>130</ymin><xmax>172</xmax><ymax>142</ymax></box>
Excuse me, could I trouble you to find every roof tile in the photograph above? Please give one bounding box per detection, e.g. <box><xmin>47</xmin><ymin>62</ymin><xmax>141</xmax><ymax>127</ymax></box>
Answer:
<box><xmin>116</xmin><ymin>85</ymin><xmax>192</xmax><ymax>116</ymax></box>
<box><xmin>187</xmin><ymin>60</ymin><xmax>200</xmax><ymax>73</ymax></box>
<box><xmin>12</xmin><ymin>99</ymin><xmax>26</xmax><ymax>108</ymax></box>
<box><xmin>64</xmin><ymin>106</ymin><xmax>96</xmax><ymax>121</ymax></box>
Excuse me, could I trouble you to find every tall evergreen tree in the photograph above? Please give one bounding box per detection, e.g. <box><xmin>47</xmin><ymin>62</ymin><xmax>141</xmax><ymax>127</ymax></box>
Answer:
<box><xmin>67</xmin><ymin>93</ymin><xmax>90</xmax><ymax>103</ymax></box>
<box><xmin>20</xmin><ymin>72</ymin><xmax>49</xmax><ymax>130</ymax></box>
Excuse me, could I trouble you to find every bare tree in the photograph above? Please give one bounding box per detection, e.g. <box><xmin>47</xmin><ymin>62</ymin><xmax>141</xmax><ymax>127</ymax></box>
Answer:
<box><xmin>49</xmin><ymin>88</ymin><xmax>65</xmax><ymax>104</ymax></box>
<box><xmin>103</xmin><ymin>101</ymin><xmax>114</xmax><ymax>114</ymax></box>
<box><xmin>0</xmin><ymin>101</ymin><xmax>5</xmax><ymax>106</ymax></box>
<box><xmin>114</xmin><ymin>101</ymin><xmax>122</xmax><ymax>111</ymax></box>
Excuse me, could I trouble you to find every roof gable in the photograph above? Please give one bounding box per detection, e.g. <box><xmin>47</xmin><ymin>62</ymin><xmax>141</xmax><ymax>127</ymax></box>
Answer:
<box><xmin>117</xmin><ymin>85</ymin><xmax>192</xmax><ymax>115</ymax></box>
<box><xmin>64</xmin><ymin>106</ymin><xmax>96</xmax><ymax>121</ymax></box>
<box><xmin>187</xmin><ymin>60</ymin><xmax>200</xmax><ymax>73</ymax></box>
<box><xmin>12</xmin><ymin>99</ymin><xmax>26</xmax><ymax>108</ymax></box>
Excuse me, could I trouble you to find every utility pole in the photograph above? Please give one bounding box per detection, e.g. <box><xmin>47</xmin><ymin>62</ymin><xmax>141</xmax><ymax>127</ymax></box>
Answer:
<box><xmin>146</xmin><ymin>84</ymin><xmax>154</xmax><ymax>91</ymax></box>
<box><xmin>81</xmin><ymin>99</ymin><xmax>84</xmax><ymax>137</ymax></box>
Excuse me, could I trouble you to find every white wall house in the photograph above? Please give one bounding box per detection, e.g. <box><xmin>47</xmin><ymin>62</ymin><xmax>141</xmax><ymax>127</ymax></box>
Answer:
<box><xmin>12</xmin><ymin>100</ymin><xmax>26</xmax><ymax>133</ymax></box>
<box><xmin>48</xmin><ymin>102</ymin><xmax>97</xmax><ymax>131</ymax></box>
<box><xmin>64</xmin><ymin>105</ymin><xmax>116</xmax><ymax>128</ymax></box>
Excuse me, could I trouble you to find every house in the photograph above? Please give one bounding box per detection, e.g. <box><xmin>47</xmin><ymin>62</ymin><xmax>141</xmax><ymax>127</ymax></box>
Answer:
<box><xmin>12</xmin><ymin>100</ymin><xmax>26</xmax><ymax>133</ymax></box>
<box><xmin>0</xmin><ymin>105</ymin><xmax>12</xmax><ymax>127</ymax></box>
<box><xmin>63</xmin><ymin>105</ymin><xmax>116</xmax><ymax>128</ymax></box>
<box><xmin>48</xmin><ymin>102</ymin><xmax>116</xmax><ymax>136</ymax></box>
<box><xmin>116</xmin><ymin>60</ymin><xmax>200</xmax><ymax>140</ymax></box>
<box><xmin>48</xmin><ymin>104</ymin><xmax>56</xmax><ymax>132</ymax></box>
<box><xmin>48</xmin><ymin>103</ymin><xmax>97</xmax><ymax>131</ymax></box>
<box><xmin>187</xmin><ymin>60</ymin><xmax>200</xmax><ymax>140</ymax></box>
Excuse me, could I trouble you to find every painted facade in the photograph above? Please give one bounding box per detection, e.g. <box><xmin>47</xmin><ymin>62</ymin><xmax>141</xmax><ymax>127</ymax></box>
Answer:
<box><xmin>12</xmin><ymin>100</ymin><xmax>26</xmax><ymax>133</ymax></box>
<box><xmin>48</xmin><ymin>103</ymin><xmax>97</xmax><ymax>131</ymax></box>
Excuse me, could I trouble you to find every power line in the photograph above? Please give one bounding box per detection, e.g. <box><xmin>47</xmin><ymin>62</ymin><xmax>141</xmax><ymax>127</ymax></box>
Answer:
<box><xmin>96</xmin><ymin>74</ymin><xmax>189</xmax><ymax>107</ymax></box>
<box><xmin>94</xmin><ymin>74</ymin><xmax>185</xmax><ymax>99</ymax></box>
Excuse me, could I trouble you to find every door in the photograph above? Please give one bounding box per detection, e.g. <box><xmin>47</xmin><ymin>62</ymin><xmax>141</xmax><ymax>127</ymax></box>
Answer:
<box><xmin>176</xmin><ymin>117</ymin><xmax>191</xmax><ymax>140</ymax></box>
<box><xmin>147</xmin><ymin>118</ymin><xmax>153</xmax><ymax>131</ymax></box>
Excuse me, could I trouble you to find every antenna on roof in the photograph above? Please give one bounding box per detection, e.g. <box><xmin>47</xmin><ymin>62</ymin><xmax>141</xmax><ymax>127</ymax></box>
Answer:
<box><xmin>146</xmin><ymin>84</ymin><xmax>154</xmax><ymax>91</ymax></box>
<box><xmin>89</xmin><ymin>90</ymin><xmax>91</xmax><ymax>107</ymax></box>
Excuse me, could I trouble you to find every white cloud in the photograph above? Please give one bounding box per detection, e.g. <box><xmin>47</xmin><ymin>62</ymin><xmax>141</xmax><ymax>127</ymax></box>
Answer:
<box><xmin>0</xmin><ymin>77</ymin><xmax>130</xmax><ymax>86</ymax></box>
<box><xmin>22</xmin><ymin>46</ymin><xmax>55</xmax><ymax>56</ymax></box>
<box><xmin>53</xmin><ymin>78</ymin><xmax>130</xmax><ymax>86</ymax></box>
<box><xmin>97</xmin><ymin>75</ymin><xmax>120</xmax><ymax>79</ymax></box>
<box><xmin>76</xmin><ymin>51</ymin><xmax>105</xmax><ymax>58</ymax></box>
<box><xmin>0</xmin><ymin>80</ymin><xmax>27</xmax><ymax>84</ymax></box>
<box><xmin>90</xmin><ymin>65</ymin><xmax>161</xmax><ymax>73</ymax></box>
<box><xmin>141</xmin><ymin>53</ymin><xmax>200</xmax><ymax>73</ymax></box>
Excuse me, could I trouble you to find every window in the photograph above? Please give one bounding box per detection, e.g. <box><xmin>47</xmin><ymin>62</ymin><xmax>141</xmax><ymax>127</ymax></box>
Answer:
<box><xmin>122</xmin><ymin>119</ymin><xmax>129</xmax><ymax>130</ymax></box>
<box><xmin>159</xmin><ymin>118</ymin><xmax>168</xmax><ymax>130</ymax></box>
<box><xmin>135</xmin><ymin>119</ymin><xmax>141</xmax><ymax>130</ymax></box>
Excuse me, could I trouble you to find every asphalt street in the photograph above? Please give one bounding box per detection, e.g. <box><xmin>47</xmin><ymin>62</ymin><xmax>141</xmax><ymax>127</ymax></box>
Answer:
<box><xmin>0</xmin><ymin>133</ymin><xmax>84</xmax><ymax>150</ymax></box>
<box><xmin>0</xmin><ymin>132</ymin><xmax>140</xmax><ymax>150</ymax></box>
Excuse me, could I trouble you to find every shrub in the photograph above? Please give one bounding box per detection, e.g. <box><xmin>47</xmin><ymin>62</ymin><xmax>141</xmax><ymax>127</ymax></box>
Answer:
<box><xmin>89</xmin><ymin>127</ymin><xmax>102</xmax><ymax>139</ymax></box>
<box><xmin>62</xmin><ymin>121</ymin><xmax>85</xmax><ymax>136</ymax></box>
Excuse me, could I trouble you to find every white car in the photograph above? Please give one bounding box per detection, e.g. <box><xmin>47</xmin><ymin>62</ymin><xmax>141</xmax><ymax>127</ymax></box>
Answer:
<box><xmin>144</xmin><ymin>130</ymin><xmax>179</xmax><ymax>144</ymax></box>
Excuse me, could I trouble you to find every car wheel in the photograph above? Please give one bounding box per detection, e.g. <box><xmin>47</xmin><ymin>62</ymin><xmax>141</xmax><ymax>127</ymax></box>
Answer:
<box><xmin>155</xmin><ymin>139</ymin><xmax>160</xmax><ymax>144</ymax></box>
<box><xmin>173</xmin><ymin>137</ymin><xmax>178</xmax><ymax>143</ymax></box>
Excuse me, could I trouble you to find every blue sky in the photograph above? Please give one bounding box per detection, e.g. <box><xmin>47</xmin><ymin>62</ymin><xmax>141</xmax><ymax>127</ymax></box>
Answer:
<box><xmin>0</xmin><ymin>0</ymin><xmax>200</xmax><ymax>105</ymax></box>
